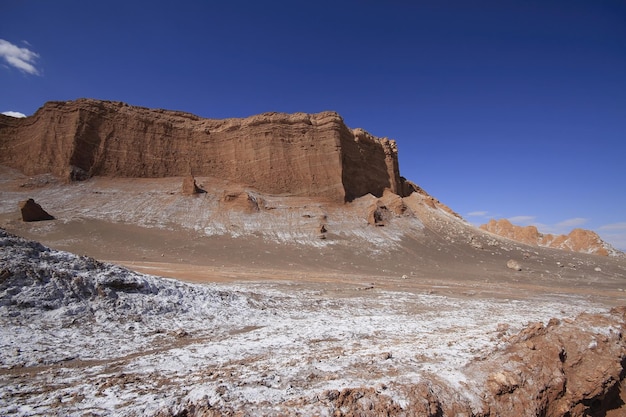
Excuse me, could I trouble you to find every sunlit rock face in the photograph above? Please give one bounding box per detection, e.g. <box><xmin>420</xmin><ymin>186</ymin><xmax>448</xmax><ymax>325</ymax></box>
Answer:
<box><xmin>0</xmin><ymin>98</ymin><xmax>413</xmax><ymax>202</ymax></box>
<box><xmin>480</xmin><ymin>218</ymin><xmax>622</xmax><ymax>257</ymax></box>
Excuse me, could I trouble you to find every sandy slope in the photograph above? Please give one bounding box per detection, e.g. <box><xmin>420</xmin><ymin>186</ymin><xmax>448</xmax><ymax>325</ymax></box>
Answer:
<box><xmin>1</xmin><ymin>229</ymin><xmax>622</xmax><ymax>416</ymax></box>
<box><xmin>1</xmin><ymin>170</ymin><xmax>626</xmax><ymax>415</ymax></box>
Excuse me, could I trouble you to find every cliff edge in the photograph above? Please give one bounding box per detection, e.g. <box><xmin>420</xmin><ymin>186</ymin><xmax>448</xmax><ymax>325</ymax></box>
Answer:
<box><xmin>0</xmin><ymin>99</ymin><xmax>414</xmax><ymax>202</ymax></box>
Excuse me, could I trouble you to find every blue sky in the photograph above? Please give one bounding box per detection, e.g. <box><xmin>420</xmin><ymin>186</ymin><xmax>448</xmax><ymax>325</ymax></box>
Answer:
<box><xmin>1</xmin><ymin>1</ymin><xmax>625</xmax><ymax>249</ymax></box>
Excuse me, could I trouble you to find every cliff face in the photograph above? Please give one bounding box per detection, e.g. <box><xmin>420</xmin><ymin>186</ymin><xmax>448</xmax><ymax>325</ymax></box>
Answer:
<box><xmin>0</xmin><ymin>99</ymin><xmax>410</xmax><ymax>202</ymax></box>
<box><xmin>480</xmin><ymin>218</ymin><xmax>622</xmax><ymax>257</ymax></box>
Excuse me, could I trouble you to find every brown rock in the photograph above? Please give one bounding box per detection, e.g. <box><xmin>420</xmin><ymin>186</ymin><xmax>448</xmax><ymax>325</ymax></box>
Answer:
<box><xmin>19</xmin><ymin>198</ymin><xmax>54</xmax><ymax>222</ymax></box>
<box><xmin>480</xmin><ymin>218</ymin><xmax>622</xmax><ymax>257</ymax></box>
<box><xmin>322</xmin><ymin>387</ymin><xmax>405</xmax><ymax>417</ymax></box>
<box><xmin>221</xmin><ymin>190</ymin><xmax>263</xmax><ymax>213</ymax></box>
<box><xmin>379</xmin><ymin>189</ymin><xmax>408</xmax><ymax>216</ymax></box>
<box><xmin>181</xmin><ymin>175</ymin><xmax>203</xmax><ymax>195</ymax></box>
<box><xmin>367</xmin><ymin>203</ymin><xmax>391</xmax><ymax>226</ymax></box>
<box><xmin>0</xmin><ymin>99</ymin><xmax>413</xmax><ymax>203</ymax></box>
<box><xmin>407</xmin><ymin>183</ymin><xmax>462</xmax><ymax>218</ymax></box>
<box><xmin>480</xmin><ymin>218</ymin><xmax>541</xmax><ymax>246</ymax></box>
<box><xmin>466</xmin><ymin>309</ymin><xmax>626</xmax><ymax>417</ymax></box>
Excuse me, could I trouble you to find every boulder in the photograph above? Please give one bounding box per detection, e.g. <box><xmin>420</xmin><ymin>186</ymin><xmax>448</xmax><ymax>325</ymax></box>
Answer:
<box><xmin>181</xmin><ymin>175</ymin><xmax>203</xmax><ymax>195</ymax></box>
<box><xmin>507</xmin><ymin>259</ymin><xmax>522</xmax><ymax>271</ymax></box>
<box><xmin>19</xmin><ymin>198</ymin><xmax>54</xmax><ymax>222</ymax></box>
<box><xmin>221</xmin><ymin>190</ymin><xmax>263</xmax><ymax>213</ymax></box>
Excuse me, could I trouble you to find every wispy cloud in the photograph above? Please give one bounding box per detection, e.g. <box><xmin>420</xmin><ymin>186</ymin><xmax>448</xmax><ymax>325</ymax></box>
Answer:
<box><xmin>599</xmin><ymin>222</ymin><xmax>626</xmax><ymax>231</ymax></box>
<box><xmin>598</xmin><ymin>222</ymin><xmax>626</xmax><ymax>251</ymax></box>
<box><xmin>507</xmin><ymin>215</ymin><xmax>536</xmax><ymax>224</ymax></box>
<box><xmin>1</xmin><ymin>111</ymin><xmax>26</xmax><ymax>118</ymax></box>
<box><xmin>0</xmin><ymin>39</ymin><xmax>41</xmax><ymax>75</ymax></box>
<box><xmin>525</xmin><ymin>218</ymin><xmax>587</xmax><ymax>236</ymax></box>
<box><xmin>506</xmin><ymin>216</ymin><xmax>586</xmax><ymax>235</ymax></box>
<box><xmin>555</xmin><ymin>217</ymin><xmax>588</xmax><ymax>229</ymax></box>
<box><xmin>467</xmin><ymin>211</ymin><xmax>488</xmax><ymax>217</ymax></box>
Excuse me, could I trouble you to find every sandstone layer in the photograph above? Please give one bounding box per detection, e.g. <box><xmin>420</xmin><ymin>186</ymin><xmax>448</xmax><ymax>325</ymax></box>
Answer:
<box><xmin>480</xmin><ymin>218</ymin><xmax>622</xmax><ymax>257</ymax></box>
<box><xmin>0</xmin><ymin>99</ymin><xmax>413</xmax><ymax>202</ymax></box>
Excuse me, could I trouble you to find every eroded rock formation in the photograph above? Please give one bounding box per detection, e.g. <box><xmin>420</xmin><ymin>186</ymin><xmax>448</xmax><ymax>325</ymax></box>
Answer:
<box><xmin>221</xmin><ymin>190</ymin><xmax>264</xmax><ymax>213</ymax></box>
<box><xmin>181</xmin><ymin>175</ymin><xmax>203</xmax><ymax>195</ymax></box>
<box><xmin>481</xmin><ymin>218</ymin><xmax>622</xmax><ymax>257</ymax></box>
<box><xmin>19</xmin><ymin>198</ymin><xmax>54</xmax><ymax>222</ymax></box>
<box><xmin>465</xmin><ymin>309</ymin><xmax>626</xmax><ymax>417</ymax></box>
<box><xmin>0</xmin><ymin>99</ymin><xmax>414</xmax><ymax>202</ymax></box>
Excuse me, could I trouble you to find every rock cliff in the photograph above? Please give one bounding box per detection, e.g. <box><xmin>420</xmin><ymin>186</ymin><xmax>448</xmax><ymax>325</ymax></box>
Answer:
<box><xmin>480</xmin><ymin>218</ymin><xmax>622</xmax><ymax>257</ymax></box>
<box><xmin>0</xmin><ymin>99</ymin><xmax>413</xmax><ymax>202</ymax></box>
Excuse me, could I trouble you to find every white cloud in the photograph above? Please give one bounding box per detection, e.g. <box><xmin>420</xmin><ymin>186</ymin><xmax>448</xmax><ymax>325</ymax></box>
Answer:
<box><xmin>2</xmin><ymin>111</ymin><xmax>26</xmax><ymax>118</ymax></box>
<box><xmin>467</xmin><ymin>211</ymin><xmax>488</xmax><ymax>217</ymax></box>
<box><xmin>507</xmin><ymin>215</ymin><xmax>536</xmax><ymax>224</ymax></box>
<box><xmin>506</xmin><ymin>216</ymin><xmax>587</xmax><ymax>236</ymax></box>
<box><xmin>0</xmin><ymin>39</ymin><xmax>41</xmax><ymax>75</ymax></box>
<box><xmin>525</xmin><ymin>218</ymin><xmax>587</xmax><ymax>236</ymax></box>
<box><xmin>598</xmin><ymin>223</ymin><xmax>626</xmax><ymax>251</ymax></box>
<box><xmin>555</xmin><ymin>217</ymin><xmax>588</xmax><ymax>229</ymax></box>
<box><xmin>599</xmin><ymin>222</ymin><xmax>626</xmax><ymax>231</ymax></box>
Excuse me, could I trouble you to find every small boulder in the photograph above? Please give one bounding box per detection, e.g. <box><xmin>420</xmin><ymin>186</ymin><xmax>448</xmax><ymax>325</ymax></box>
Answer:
<box><xmin>182</xmin><ymin>175</ymin><xmax>203</xmax><ymax>195</ymax></box>
<box><xmin>507</xmin><ymin>259</ymin><xmax>522</xmax><ymax>271</ymax></box>
<box><xmin>19</xmin><ymin>198</ymin><xmax>54</xmax><ymax>222</ymax></box>
<box><xmin>367</xmin><ymin>204</ymin><xmax>391</xmax><ymax>226</ymax></box>
<box><xmin>222</xmin><ymin>190</ymin><xmax>263</xmax><ymax>212</ymax></box>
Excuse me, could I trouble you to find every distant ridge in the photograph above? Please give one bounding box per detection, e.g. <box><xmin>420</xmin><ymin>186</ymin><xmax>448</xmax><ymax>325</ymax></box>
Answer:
<box><xmin>480</xmin><ymin>218</ymin><xmax>623</xmax><ymax>257</ymax></box>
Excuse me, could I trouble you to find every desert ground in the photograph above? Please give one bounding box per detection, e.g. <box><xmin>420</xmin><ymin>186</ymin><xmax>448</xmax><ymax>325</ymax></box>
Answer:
<box><xmin>1</xmin><ymin>168</ymin><xmax>626</xmax><ymax>416</ymax></box>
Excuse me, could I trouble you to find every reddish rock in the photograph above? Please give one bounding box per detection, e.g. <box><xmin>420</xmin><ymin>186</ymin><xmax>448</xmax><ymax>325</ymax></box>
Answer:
<box><xmin>19</xmin><ymin>198</ymin><xmax>54</xmax><ymax>222</ymax></box>
<box><xmin>465</xmin><ymin>308</ymin><xmax>626</xmax><ymax>417</ymax></box>
<box><xmin>221</xmin><ymin>190</ymin><xmax>264</xmax><ymax>213</ymax></box>
<box><xmin>367</xmin><ymin>203</ymin><xmax>390</xmax><ymax>226</ymax></box>
<box><xmin>0</xmin><ymin>99</ymin><xmax>416</xmax><ymax>203</ymax></box>
<box><xmin>181</xmin><ymin>175</ymin><xmax>202</xmax><ymax>195</ymax></box>
<box><xmin>480</xmin><ymin>218</ymin><xmax>621</xmax><ymax>257</ymax></box>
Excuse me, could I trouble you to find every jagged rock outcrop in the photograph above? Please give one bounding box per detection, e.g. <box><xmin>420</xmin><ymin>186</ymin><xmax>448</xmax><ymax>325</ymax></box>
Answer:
<box><xmin>181</xmin><ymin>175</ymin><xmax>203</xmax><ymax>195</ymax></box>
<box><xmin>19</xmin><ymin>198</ymin><xmax>54</xmax><ymax>222</ymax></box>
<box><xmin>366</xmin><ymin>189</ymin><xmax>411</xmax><ymax>226</ymax></box>
<box><xmin>480</xmin><ymin>218</ymin><xmax>622</xmax><ymax>257</ymax></box>
<box><xmin>407</xmin><ymin>181</ymin><xmax>461</xmax><ymax>218</ymax></box>
<box><xmin>0</xmin><ymin>99</ymin><xmax>414</xmax><ymax>202</ymax></box>
<box><xmin>465</xmin><ymin>309</ymin><xmax>626</xmax><ymax>417</ymax></box>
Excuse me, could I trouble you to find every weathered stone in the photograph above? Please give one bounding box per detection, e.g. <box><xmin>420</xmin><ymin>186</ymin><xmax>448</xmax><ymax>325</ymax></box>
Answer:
<box><xmin>181</xmin><ymin>175</ymin><xmax>203</xmax><ymax>195</ymax></box>
<box><xmin>507</xmin><ymin>259</ymin><xmax>522</xmax><ymax>271</ymax></box>
<box><xmin>481</xmin><ymin>218</ymin><xmax>621</xmax><ymax>257</ymax></box>
<box><xmin>19</xmin><ymin>198</ymin><xmax>54</xmax><ymax>222</ymax></box>
<box><xmin>221</xmin><ymin>190</ymin><xmax>263</xmax><ymax>213</ymax></box>
<box><xmin>0</xmin><ymin>99</ymin><xmax>416</xmax><ymax>203</ymax></box>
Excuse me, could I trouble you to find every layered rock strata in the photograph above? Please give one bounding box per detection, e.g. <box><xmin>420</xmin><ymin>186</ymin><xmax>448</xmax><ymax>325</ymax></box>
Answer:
<box><xmin>0</xmin><ymin>99</ymin><xmax>413</xmax><ymax>202</ymax></box>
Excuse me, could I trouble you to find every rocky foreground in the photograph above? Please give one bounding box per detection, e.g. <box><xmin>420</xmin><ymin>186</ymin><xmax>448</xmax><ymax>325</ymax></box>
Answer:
<box><xmin>1</xmin><ymin>229</ymin><xmax>625</xmax><ymax>416</ymax></box>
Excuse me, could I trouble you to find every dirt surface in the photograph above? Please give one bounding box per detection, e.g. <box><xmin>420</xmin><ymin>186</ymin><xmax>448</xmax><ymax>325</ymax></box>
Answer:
<box><xmin>2</xmin><ymin>212</ymin><xmax>625</xmax><ymax>306</ymax></box>
<box><xmin>2</xmin><ymin>170</ymin><xmax>626</xmax><ymax>416</ymax></box>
